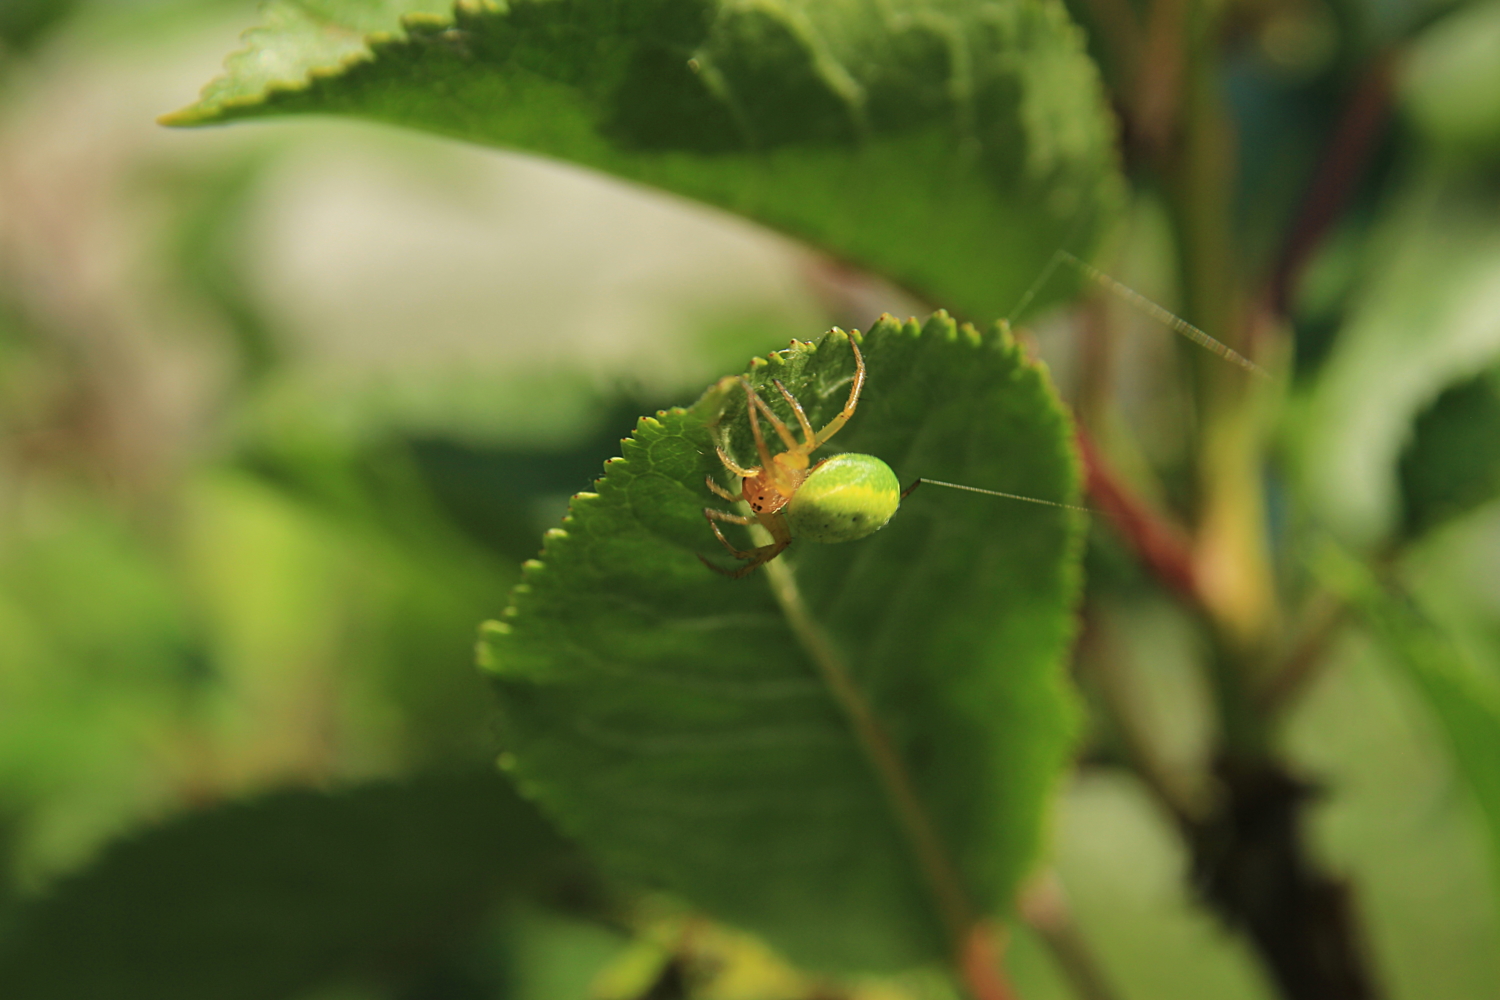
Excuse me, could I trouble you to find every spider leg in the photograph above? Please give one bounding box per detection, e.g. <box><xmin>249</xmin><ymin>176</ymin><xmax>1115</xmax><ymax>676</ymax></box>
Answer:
<box><xmin>720</xmin><ymin>540</ymin><xmax>791</xmax><ymax>579</ymax></box>
<box><xmin>703</xmin><ymin>507</ymin><xmax>755</xmax><ymax>531</ymax></box>
<box><xmin>698</xmin><ymin>534</ymin><xmax>792</xmax><ymax>578</ymax></box>
<box><xmin>698</xmin><ymin>508</ymin><xmax>793</xmax><ymax>578</ymax></box>
<box><xmin>742</xmin><ymin>378</ymin><xmax>778</xmax><ymax>472</ymax></box>
<box><xmin>747</xmin><ymin>382</ymin><xmax>800</xmax><ymax>452</ymax></box>
<box><xmin>699</xmin><ymin>520</ymin><xmax>790</xmax><ymax>579</ymax></box>
<box><xmin>771</xmin><ymin>379</ymin><xmax>816</xmax><ymax>449</ymax></box>
<box><xmin>714</xmin><ymin>444</ymin><xmax>756</xmax><ymax>480</ymax></box>
<box><xmin>812</xmin><ymin>336</ymin><xmax>867</xmax><ymax>448</ymax></box>
<box><xmin>705</xmin><ymin>475</ymin><xmax>743</xmax><ymax>503</ymax></box>
<box><xmin>702</xmin><ymin>511</ymin><xmax>761</xmax><ymax>561</ymax></box>
<box><xmin>751</xmin><ymin>390</ymin><xmax>811</xmax><ymax>501</ymax></box>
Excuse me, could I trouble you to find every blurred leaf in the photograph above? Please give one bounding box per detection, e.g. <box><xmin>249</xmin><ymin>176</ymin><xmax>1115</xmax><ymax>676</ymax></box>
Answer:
<box><xmin>1316</xmin><ymin>544</ymin><xmax>1500</xmax><ymax>905</ymax></box>
<box><xmin>480</xmin><ymin>315</ymin><xmax>1083</xmax><ymax>972</ymax></box>
<box><xmin>0</xmin><ymin>501</ymin><xmax>208</xmax><ymax>881</ymax></box>
<box><xmin>0</xmin><ymin>0</ymin><xmax>80</xmax><ymax>53</ymax></box>
<box><xmin>1402</xmin><ymin>0</ymin><xmax>1500</xmax><ymax>163</ymax></box>
<box><xmin>1295</xmin><ymin>170</ymin><xmax>1500</xmax><ymax>546</ymax></box>
<box><xmin>182</xmin><ymin>454</ymin><xmax>509</xmax><ymax>770</ymax></box>
<box><xmin>162</xmin><ymin>150</ymin><xmax>287</xmax><ymax>384</ymax></box>
<box><xmin>0</xmin><ymin>771</ymin><xmax>598</xmax><ymax>1000</ymax></box>
<box><xmin>1398</xmin><ymin>366</ymin><xmax>1500</xmax><ymax>536</ymax></box>
<box><xmin>164</xmin><ymin>0</ymin><xmax>1125</xmax><ymax>322</ymax></box>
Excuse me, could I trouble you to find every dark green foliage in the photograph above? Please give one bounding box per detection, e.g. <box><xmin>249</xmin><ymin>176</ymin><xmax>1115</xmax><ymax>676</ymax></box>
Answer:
<box><xmin>1400</xmin><ymin>368</ymin><xmax>1500</xmax><ymax>536</ymax></box>
<box><xmin>0</xmin><ymin>0</ymin><xmax>80</xmax><ymax>52</ymax></box>
<box><xmin>481</xmin><ymin>316</ymin><xmax>1083</xmax><ymax>971</ymax></box>
<box><xmin>0</xmin><ymin>772</ymin><xmax>596</xmax><ymax>1000</ymax></box>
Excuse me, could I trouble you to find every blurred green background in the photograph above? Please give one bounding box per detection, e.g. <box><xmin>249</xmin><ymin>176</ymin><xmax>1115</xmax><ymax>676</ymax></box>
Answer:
<box><xmin>1</xmin><ymin>0</ymin><xmax>1499</xmax><ymax>997</ymax></box>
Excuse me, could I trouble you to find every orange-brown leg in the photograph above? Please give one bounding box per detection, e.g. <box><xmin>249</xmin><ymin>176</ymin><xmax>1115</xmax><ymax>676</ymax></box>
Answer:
<box><xmin>714</xmin><ymin>444</ymin><xmax>756</xmax><ymax>480</ymax></box>
<box><xmin>812</xmin><ymin>336</ymin><xmax>867</xmax><ymax>448</ymax></box>
<box><xmin>705</xmin><ymin>475</ymin><xmax>743</xmax><ymax>503</ymax></box>
<box><xmin>771</xmin><ymin>379</ymin><xmax>817</xmax><ymax>449</ymax></box>
<box><xmin>703</xmin><ymin>510</ymin><xmax>759</xmax><ymax>555</ymax></box>
<box><xmin>742</xmin><ymin>377</ymin><xmax>777</xmax><ymax>473</ymax></box>
<box><xmin>698</xmin><ymin>509</ymin><xmax>793</xmax><ymax>578</ymax></box>
<box><xmin>743</xmin><ymin>377</ymin><xmax>801</xmax><ymax>456</ymax></box>
<box><xmin>701</xmin><ymin>507</ymin><xmax>757</xmax><ymax>565</ymax></box>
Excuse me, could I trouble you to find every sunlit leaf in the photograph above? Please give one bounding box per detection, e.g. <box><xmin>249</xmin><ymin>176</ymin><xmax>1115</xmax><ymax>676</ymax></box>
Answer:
<box><xmin>165</xmin><ymin>0</ymin><xmax>1125</xmax><ymax>322</ymax></box>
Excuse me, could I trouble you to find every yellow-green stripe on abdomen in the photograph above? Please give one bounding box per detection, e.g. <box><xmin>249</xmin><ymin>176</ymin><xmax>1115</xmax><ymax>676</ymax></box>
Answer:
<box><xmin>784</xmin><ymin>453</ymin><xmax>902</xmax><ymax>544</ymax></box>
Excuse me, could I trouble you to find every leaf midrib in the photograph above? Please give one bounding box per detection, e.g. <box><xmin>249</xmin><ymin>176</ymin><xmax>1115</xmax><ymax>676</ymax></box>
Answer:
<box><xmin>761</xmin><ymin>554</ymin><xmax>976</xmax><ymax>953</ymax></box>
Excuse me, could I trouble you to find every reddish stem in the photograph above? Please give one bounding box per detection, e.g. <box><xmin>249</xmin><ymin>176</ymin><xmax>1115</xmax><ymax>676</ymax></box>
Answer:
<box><xmin>961</xmin><ymin>922</ymin><xmax>1019</xmax><ymax>1000</ymax></box>
<box><xmin>1263</xmin><ymin>53</ymin><xmax>1396</xmax><ymax>321</ymax></box>
<box><xmin>1075</xmin><ymin>428</ymin><xmax>1202</xmax><ymax>604</ymax></box>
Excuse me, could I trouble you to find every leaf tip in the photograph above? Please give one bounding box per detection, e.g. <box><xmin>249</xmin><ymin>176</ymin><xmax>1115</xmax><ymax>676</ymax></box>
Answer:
<box><xmin>156</xmin><ymin>108</ymin><xmax>199</xmax><ymax>128</ymax></box>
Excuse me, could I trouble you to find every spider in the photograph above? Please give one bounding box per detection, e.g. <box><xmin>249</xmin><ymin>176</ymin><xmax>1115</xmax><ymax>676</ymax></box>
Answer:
<box><xmin>699</xmin><ymin>331</ymin><xmax>1095</xmax><ymax>578</ymax></box>
<box><xmin>699</xmin><ymin>335</ymin><xmax>905</xmax><ymax>579</ymax></box>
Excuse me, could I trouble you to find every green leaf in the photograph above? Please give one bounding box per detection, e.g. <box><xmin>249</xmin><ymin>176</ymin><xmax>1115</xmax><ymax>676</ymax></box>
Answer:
<box><xmin>0</xmin><ymin>771</ymin><xmax>595</xmax><ymax>1000</ymax></box>
<box><xmin>1401</xmin><ymin>0</ymin><xmax>1500</xmax><ymax>163</ymax></box>
<box><xmin>164</xmin><ymin>0</ymin><xmax>1125</xmax><ymax>322</ymax></box>
<box><xmin>1398</xmin><ymin>366</ymin><xmax>1500</xmax><ymax>537</ymax></box>
<box><xmin>480</xmin><ymin>314</ymin><xmax>1084</xmax><ymax>972</ymax></box>
<box><xmin>1295</xmin><ymin>170</ymin><xmax>1500</xmax><ymax>547</ymax></box>
<box><xmin>1315</xmin><ymin>544</ymin><xmax>1500</xmax><ymax>905</ymax></box>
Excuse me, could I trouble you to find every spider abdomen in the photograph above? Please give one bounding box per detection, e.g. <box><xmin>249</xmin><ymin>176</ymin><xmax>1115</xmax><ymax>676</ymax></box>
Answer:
<box><xmin>784</xmin><ymin>453</ymin><xmax>901</xmax><ymax>544</ymax></box>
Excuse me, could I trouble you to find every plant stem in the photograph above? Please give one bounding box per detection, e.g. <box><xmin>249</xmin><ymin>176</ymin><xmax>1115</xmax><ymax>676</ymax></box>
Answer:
<box><xmin>962</xmin><ymin>924</ymin><xmax>1021</xmax><ymax>1000</ymax></box>
<box><xmin>1125</xmin><ymin>5</ymin><xmax>1386</xmax><ymax>992</ymax></box>
<box><xmin>1020</xmin><ymin>872</ymin><xmax>1124</xmax><ymax>1000</ymax></box>
<box><xmin>1191</xmin><ymin>756</ymin><xmax>1381</xmax><ymax>1000</ymax></box>
<box><xmin>1076</xmin><ymin>428</ymin><xmax>1203</xmax><ymax>606</ymax></box>
<box><xmin>1262</xmin><ymin>53</ymin><xmax>1396</xmax><ymax>322</ymax></box>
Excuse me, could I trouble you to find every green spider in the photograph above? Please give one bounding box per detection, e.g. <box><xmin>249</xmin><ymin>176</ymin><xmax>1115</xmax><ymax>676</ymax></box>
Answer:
<box><xmin>700</xmin><ymin>332</ymin><xmax>1095</xmax><ymax>578</ymax></box>
<box><xmin>700</xmin><ymin>336</ymin><xmax>904</xmax><ymax>579</ymax></box>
